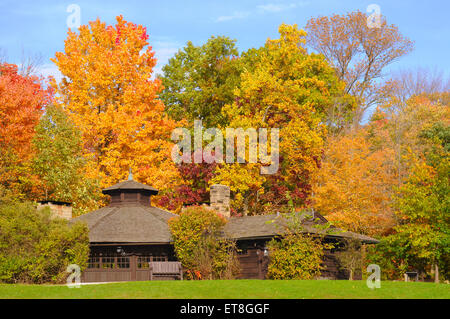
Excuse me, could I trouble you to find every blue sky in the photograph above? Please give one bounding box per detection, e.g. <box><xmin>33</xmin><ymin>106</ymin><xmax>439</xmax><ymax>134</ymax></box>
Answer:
<box><xmin>0</xmin><ymin>0</ymin><xmax>449</xmax><ymax>81</ymax></box>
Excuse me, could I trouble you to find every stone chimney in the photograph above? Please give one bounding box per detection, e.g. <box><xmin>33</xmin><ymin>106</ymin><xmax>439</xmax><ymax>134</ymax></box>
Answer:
<box><xmin>37</xmin><ymin>201</ymin><xmax>73</xmax><ymax>220</ymax></box>
<box><xmin>210</xmin><ymin>184</ymin><xmax>230</xmax><ymax>218</ymax></box>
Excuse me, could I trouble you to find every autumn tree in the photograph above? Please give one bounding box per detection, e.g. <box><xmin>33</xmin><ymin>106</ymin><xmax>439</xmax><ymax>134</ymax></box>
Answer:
<box><xmin>0</xmin><ymin>63</ymin><xmax>50</xmax><ymax>199</ymax></box>
<box><xmin>160</xmin><ymin>36</ymin><xmax>242</xmax><ymax>127</ymax></box>
<box><xmin>213</xmin><ymin>24</ymin><xmax>347</xmax><ymax>214</ymax></box>
<box><xmin>388</xmin><ymin>67</ymin><xmax>449</xmax><ymax>105</ymax></box>
<box><xmin>51</xmin><ymin>16</ymin><xmax>183</xmax><ymax>190</ymax></box>
<box><xmin>168</xmin><ymin>206</ymin><xmax>240</xmax><ymax>280</ymax></box>
<box><xmin>313</xmin><ymin>90</ymin><xmax>449</xmax><ymax>238</ymax></box>
<box><xmin>32</xmin><ymin>104</ymin><xmax>102</xmax><ymax>216</ymax></box>
<box><xmin>305</xmin><ymin>11</ymin><xmax>413</xmax><ymax>126</ymax></box>
<box><xmin>369</xmin><ymin>93</ymin><xmax>449</xmax><ymax>187</ymax></box>
<box><xmin>157</xmin><ymin>153</ymin><xmax>218</xmax><ymax>212</ymax></box>
<box><xmin>373</xmin><ymin>124</ymin><xmax>449</xmax><ymax>282</ymax></box>
<box><xmin>312</xmin><ymin>129</ymin><xmax>397</xmax><ymax>237</ymax></box>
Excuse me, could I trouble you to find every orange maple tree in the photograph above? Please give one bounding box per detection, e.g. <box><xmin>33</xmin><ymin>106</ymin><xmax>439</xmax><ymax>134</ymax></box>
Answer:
<box><xmin>312</xmin><ymin>129</ymin><xmax>397</xmax><ymax>237</ymax></box>
<box><xmin>51</xmin><ymin>16</ymin><xmax>183</xmax><ymax>190</ymax></box>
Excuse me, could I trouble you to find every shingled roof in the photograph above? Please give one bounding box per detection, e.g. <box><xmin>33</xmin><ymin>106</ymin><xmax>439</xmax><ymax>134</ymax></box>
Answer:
<box><xmin>72</xmin><ymin>207</ymin><xmax>378</xmax><ymax>244</ymax></box>
<box><xmin>72</xmin><ymin>177</ymin><xmax>378</xmax><ymax>245</ymax></box>
<box><xmin>72</xmin><ymin>205</ymin><xmax>176</xmax><ymax>243</ymax></box>
<box><xmin>223</xmin><ymin>213</ymin><xmax>379</xmax><ymax>244</ymax></box>
<box><xmin>70</xmin><ymin>176</ymin><xmax>172</xmax><ymax>243</ymax></box>
<box><xmin>102</xmin><ymin>179</ymin><xmax>158</xmax><ymax>195</ymax></box>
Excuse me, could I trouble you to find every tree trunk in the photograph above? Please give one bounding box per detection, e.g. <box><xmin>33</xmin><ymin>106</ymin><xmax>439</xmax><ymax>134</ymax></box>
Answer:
<box><xmin>434</xmin><ymin>263</ymin><xmax>439</xmax><ymax>283</ymax></box>
<box><xmin>243</xmin><ymin>196</ymin><xmax>249</xmax><ymax>216</ymax></box>
<box><xmin>349</xmin><ymin>269</ymin><xmax>353</xmax><ymax>281</ymax></box>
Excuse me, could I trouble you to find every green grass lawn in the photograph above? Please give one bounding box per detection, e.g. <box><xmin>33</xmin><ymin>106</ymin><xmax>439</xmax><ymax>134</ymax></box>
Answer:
<box><xmin>0</xmin><ymin>280</ymin><xmax>449</xmax><ymax>299</ymax></box>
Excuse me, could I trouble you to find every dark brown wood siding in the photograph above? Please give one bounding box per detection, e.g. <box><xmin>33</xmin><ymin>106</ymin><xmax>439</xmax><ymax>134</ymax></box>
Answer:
<box><xmin>236</xmin><ymin>238</ymin><xmax>352</xmax><ymax>280</ymax></box>
<box><xmin>81</xmin><ymin>244</ymin><xmax>175</xmax><ymax>283</ymax></box>
<box><xmin>83</xmin><ymin>238</ymin><xmax>360</xmax><ymax>282</ymax></box>
<box><xmin>236</xmin><ymin>240</ymin><xmax>269</xmax><ymax>279</ymax></box>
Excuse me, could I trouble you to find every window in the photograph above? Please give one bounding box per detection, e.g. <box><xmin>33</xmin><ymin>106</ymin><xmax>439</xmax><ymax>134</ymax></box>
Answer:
<box><xmin>124</xmin><ymin>193</ymin><xmax>138</xmax><ymax>201</ymax></box>
<box><xmin>101</xmin><ymin>256</ymin><xmax>115</xmax><ymax>269</ymax></box>
<box><xmin>137</xmin><ymin>255</ymin><xmax>168</xmax><ymax>269</ymax></box>
<box><xmin>137</xmin><ymin>256</ymin><xmax>151</xmax><ymax>269</ymax></box>
<box><xmin>117</xmin><ymin>257</ymin><xmax>130</xmax><ymax>269</ymax></box>
<box><xmin>152</xmin><ymin>256</ymin><xmax>167</xmax><ymax>262</ymax></box>
<box><xmin>238</xmin><ymin>249</ymin><xmax>248</xmax><ymax>255</ymax></box>
<box><xmin>87</xmin><ymin>256</ymin><xmax>100</xmax><ymax>269</ymax></box>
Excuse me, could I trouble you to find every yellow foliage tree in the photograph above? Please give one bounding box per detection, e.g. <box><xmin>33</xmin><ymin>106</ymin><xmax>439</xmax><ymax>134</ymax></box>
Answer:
<box><xmin>51</xmin><ymin>16</ymin><xmax>183</xmax><ymax>190</ymax></box>
<box><xmin>314</xmin><ymin>92</ymin><xmax>449</xmax><ymax>237</ymax></box>
<box><xmin>212</xmin><ymin>24</ymin><xmax>347</xmax><ymax>214</ymax></box>
<box><xmin>312</xmin><ymin>130</ymin><xmax>397</xmax><ymax>237</ymax></box>
<box><xmin>369</xmin><ymin>92</ymin><xmax>450</xmax><ymax>186</ymax></box>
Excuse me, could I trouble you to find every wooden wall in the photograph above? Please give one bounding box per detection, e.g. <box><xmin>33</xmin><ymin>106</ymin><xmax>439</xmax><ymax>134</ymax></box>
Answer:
<box><xmin>82</xmin><ymin>244</ymin><xmax>175</xmax><ymax>283</ymax></box>
<box><xmin>83</xmin><ymin>238</ymin><xmax>360</xmax><ymax>282</ymax></box>
<box><xmin>236</xmin><ymin>238</ymin><xmax>354</xmax><ymax>280</ymax></box>
<box><xmin>236</xmin><ymin>239</ymin><xmax>269</xmax><ymax>279</ymax></box>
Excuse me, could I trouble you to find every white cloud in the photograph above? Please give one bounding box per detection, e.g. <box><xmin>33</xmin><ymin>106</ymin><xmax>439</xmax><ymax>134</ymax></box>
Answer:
<box><xmin>215</xmin><ymin>11</ymin><xmax>250</xmax><ymax>22</ymax></box>
<box><xmin>257</xmin><ymin>1</ymin><xmax>309</xmax><ymax>13</ymax></box>
<box><xmin>215</xmin><ymin>2</ymin><xmax>309</xmax><ymax>23</ymax></box>
<box><xmin>152</xmin><ymin>40</ymin><xmax>182</xmax><ymax>77</ymax></box>
<box><xmin>257</xmin><ymin>3</ymin><xmax>294</xmax><ymax>13</ymax></box>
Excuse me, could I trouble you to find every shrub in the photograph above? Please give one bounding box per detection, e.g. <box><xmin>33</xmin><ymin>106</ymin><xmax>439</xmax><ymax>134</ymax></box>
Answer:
<box><xmin>191</xmin><ymin>235</ymin><xmax>240</xmax><ymax>280</ymax></box>
<box><xmin>334</xmin><ymin>239</ymin><xmax>363</xmax><ymax>280</ymax></box>
<box><xmin>0</xmin><ymin>201</ymin><xmax>89</xmax><ymax>283</ymax></box>
<box><xmin>265</xmin><ymin>198</ymin><xmax>335</xmax><ymax>280</ymax></box>
<box><xmin>168</xmin><ymin>206</ymin><xmax>240</xmax><ymax>279</ymax></box>
<box><xmin>266</xmin><ymin>233</ymin><xmax>326</xmax><ymax>280</ymax></box>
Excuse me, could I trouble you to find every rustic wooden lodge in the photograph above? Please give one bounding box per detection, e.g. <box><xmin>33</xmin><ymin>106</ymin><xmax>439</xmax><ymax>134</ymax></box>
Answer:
<box><xmin>60</xmin><ymin>176</ymin><xmax>378</xmax><ymax>283</ymax></box>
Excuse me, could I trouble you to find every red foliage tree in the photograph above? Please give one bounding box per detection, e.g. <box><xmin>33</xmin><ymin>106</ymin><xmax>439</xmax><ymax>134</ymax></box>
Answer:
<box><xmin>0</xmin><ymin>63</ymin><xmax>52</xmax><ymax>196</ymax></box>
<box><xmin>157</xmin><ymin>153</ymin><xmax>217</xmax><ymax>212</ymax></box>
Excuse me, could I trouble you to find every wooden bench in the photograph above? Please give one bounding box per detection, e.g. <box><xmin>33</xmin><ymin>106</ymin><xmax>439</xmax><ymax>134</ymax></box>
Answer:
<box><xmin>149</xmin><ymin>261</ymin><xmax>183</xmax><ymax>280</ymax></box>
<box><xmin>404</xmin><ymin>271</ymin><xmax>419</xmax><ymax>282</ymax></box>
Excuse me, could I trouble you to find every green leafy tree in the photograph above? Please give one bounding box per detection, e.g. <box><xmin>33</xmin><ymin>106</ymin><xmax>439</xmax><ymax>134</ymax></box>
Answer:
<box><xmin>32</xmin><ymin>105</ymin><xmax>103</xmax><ymax>216</ymax></box>
<box><xmin>0</xmin><ymin>201</ymin><xmax>89</xmax><ymax>283</ymax></box>
<box><xmin>159</xmin><ymin>36</ymin><xmax>242</xmax><ymax>127</ymax></box>
<box><xmin>370</xmin><ymin>123</ymin><xmax>449</xmax><ymax>281</ymax></box>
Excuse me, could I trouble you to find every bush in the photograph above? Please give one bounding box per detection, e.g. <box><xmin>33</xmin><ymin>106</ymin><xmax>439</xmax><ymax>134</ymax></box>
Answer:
<box><xmin>190</xmin><ymin>235</ymin><xmax>240</xmax><ymax>280</ymax></box>
<box><xmin>334</xmin><ymin>239</ymin><xmax>363</xmax><ymax>280</ymax></box>
<box><xmin>168</xmin><ymin>206</ymin><xmax>240</xmax><ymax>280</ymax></box>
<box><xmin>0</xmin><ymin>201</ymin><xmax>89</xmax><ymax>284</ymax></box>
<box><xmin>364</xmin><ymin>241</ymin><xmax>406</xmax><ymax>281</ymax></box>
<box><xmin>267</xmin><ymin>233</ymin><xmax>326</xmax><ymax>280</ymax></box>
